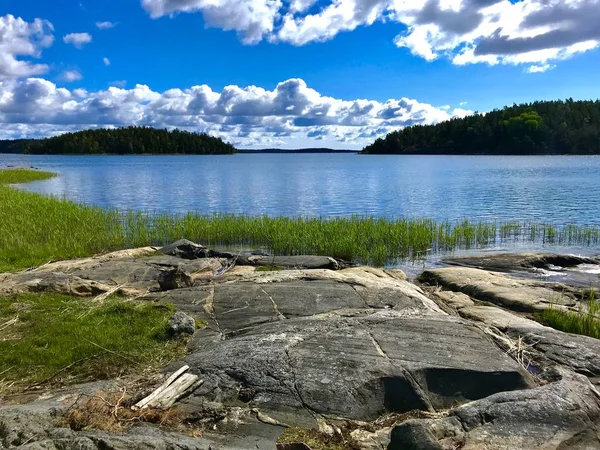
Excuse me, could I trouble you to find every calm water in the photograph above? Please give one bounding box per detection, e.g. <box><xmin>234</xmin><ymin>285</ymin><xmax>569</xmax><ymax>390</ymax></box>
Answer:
<box><xmin>2</xmin><ymin>153</ymin><xmax>600</xmax><ymax>225</ymax></box>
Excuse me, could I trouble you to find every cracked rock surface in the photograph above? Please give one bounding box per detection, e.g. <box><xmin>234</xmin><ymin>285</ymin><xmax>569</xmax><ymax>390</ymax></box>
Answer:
<box><xmin>2</xmin><ymin>248</ymin><xmax>600</xmax><ymax>449</ymax></box>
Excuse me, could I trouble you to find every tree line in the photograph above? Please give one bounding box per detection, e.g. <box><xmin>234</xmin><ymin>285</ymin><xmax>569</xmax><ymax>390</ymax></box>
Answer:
<box><xmin>362</xmin><ymin>99</ymin><xmax>600</xmax><ymax>154</ymax></box>
<box><xmin>0</xmin><ymin>127</ymin><xmax>237</xmax><ymax>155</ymax></box>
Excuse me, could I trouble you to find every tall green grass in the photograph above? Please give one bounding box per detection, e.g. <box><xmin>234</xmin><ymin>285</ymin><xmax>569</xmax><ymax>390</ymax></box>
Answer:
<box><xmin>542</xmin><ymin>288</ymin><xmax>600</xmax><ymax>339</ymax></box>
<box><xmin>1</xmin><ymin>168</ymin><xmax>600</xmax><ymax>272</ymax></box>
<box><xmin>0</xmin><ymin>293</ymin><xmax>183</xmax><ymax>387</ymax></box>
<box><xmin>0</xmin><ymin>168</ymin><xmax>57</xmax><ymax>184</ymax></box>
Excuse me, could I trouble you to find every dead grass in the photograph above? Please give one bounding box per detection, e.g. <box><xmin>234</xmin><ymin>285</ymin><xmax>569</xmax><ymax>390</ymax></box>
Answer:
<box><xmin>62</xmin><ymin>388</ymin><xmax>201</xmax><ymax>435</ymax></box>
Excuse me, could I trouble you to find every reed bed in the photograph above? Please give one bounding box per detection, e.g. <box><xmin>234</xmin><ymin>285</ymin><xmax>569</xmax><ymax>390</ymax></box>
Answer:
<box><xmin>542</xmin><ymin>288</ymin><xmax>600</xmax><ymax>339</ymax></box>
<box><xmin>1</xmin><ymin>169</ymin><xmax>600</xmax><ymax>272</ymax></box>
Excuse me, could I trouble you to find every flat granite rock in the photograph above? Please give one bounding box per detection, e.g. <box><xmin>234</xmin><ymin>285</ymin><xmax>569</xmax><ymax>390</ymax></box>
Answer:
<box><xmin>181</xmin><ymin>311</ymin><xmax>531</xmax><ymax>426</ymax></box>
<box><xmin>419</xmin><ymin>267</ymin><xmax>578</xmax><ymax>312</ymax></box>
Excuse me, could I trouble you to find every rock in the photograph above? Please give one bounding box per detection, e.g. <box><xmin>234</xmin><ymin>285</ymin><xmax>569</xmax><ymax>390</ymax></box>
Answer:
<box><xmin>239</xmin><ymin>255</ymin><xmax>342</xmax><ymax>270</ymax></box>
<box><xmin>168</xmin><ymin>311</ymin><xmax>196</xmax><ymax>337</ymax></box>
<box><xmin>158</xmin><ymin>267</ymin><xmax>195</xmax><ymax>291</ymax></box>
<box><xmin>182</xmin><ymin>312</ymin><xmax>530</xmax><ymax>426</ymax></box>
<box><xmin>388</xmin><ymin>369</ymin><xmax>600</xmax><ymax>450</ymax></box>
<box><xmin>458</xmin><ymin>305</ymin><xmax>544</xmax><ymax>330</ymax></box>
<box><xmin>444</xmin><ymin>252</ymin><xmax>599</xmax><ymax>273</ymax></box>
<box><xmin>432</xmin><ymin>290</ymin><xmax>474</xmax><ymax>309</ymax></box>
<box><xmin>350</xmin><ymin>427</ymin><xmax>392</xmax><ymax>450</ymax></box>
<box><xmin>0</xmin><ymin>248</ymin><xmax>226</xmax><ymax>296</ymax></box>
<box><xmin>388</xmin><ymin>421</ymin><xmax>442</xmax><ymax>450</ymax></box>
<box><xmin>508</xmin><ymin>326</ymin><xmax>600</xmax><ymax>377</ymax></box>
<box><xmin>419</xmin><ymin>267</ymin><xmax>578</xmax><ymax>312</ymax></box>
<box><xmin>159</xmin><ymin>239</ymin><xmax>208</xmax><ymax>259</ymax></box>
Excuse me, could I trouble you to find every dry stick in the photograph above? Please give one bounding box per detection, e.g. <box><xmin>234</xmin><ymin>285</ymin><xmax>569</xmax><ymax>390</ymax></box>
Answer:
<box><xmin>0</xmin><ymin>316</ymin><xmax>18</xmax><ymax>331</ymax></box>
<box><xmin>0</xmin><ymin>366</ymin><xmax>15</xmax><ymax>377</ymax></box>
<box><xmin>133</xmin><ymin>365</ymin><xmax>190</xmax><ymax>410</ymax></box>
<box><xmin>82</xmin><ymin>338</ymin><xmax>138</xmax><ymax>365</ymax></box>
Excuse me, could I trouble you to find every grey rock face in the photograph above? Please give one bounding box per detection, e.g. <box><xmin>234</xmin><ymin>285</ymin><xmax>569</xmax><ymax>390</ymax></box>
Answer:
<box><xmin>419</xmin><ymin>267</ymin><xmax>578</xmax><ymax>312</ymax></box>
<box><xmin>3</xmin><ymin>249</ymin><xmax>600</xmax><ymax>450</ymax></box>
<box><xmin>168</xmin><ymin>311</ymin><xmax>196</xmax><ymax>337</ymax></box>
<box><xmin>388</xmin><ymin>369</ymin><xmax>600</xmax><ymax>450</ymax></box>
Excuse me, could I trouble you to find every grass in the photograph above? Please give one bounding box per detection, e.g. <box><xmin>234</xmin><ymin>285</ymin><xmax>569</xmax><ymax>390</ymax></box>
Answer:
<box><xmin>0</xmin><ymin>168</ymin><xmax>57</xmax><ymax>184</ymax></box>
<box><xmin>541</xmin><ymin>288</ymin><xmax>600</xmax><ymax>339</ymax></box>
<box><xmin>0</xmin><ymin>293</ymin><xmax>185</xmax><ymax>389</ymax></box>
<box><xmin>2</xmin><ymin>168</ymin><xmax>600</xmax><ymax>272</ymax></box>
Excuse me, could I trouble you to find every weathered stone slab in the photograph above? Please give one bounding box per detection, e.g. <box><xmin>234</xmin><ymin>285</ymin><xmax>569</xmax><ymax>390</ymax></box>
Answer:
<box><xmin>458</xmin><ymin>305</ymin><xmax>544</xmax><ymax>330</ymax></box>
<box><xmin>182</xmin><ymin>312</ymin><xmax>531</xmax><ymax>426</ymax></box>
<box><xmin>419</xmin><ymin>267</ymin><xmax>578</xmax><ymax>312</ymax></box>
<box><xmin>389</xmin><ymin>369</ymin><xmax>600</xmax><ymax>450</ymax></box>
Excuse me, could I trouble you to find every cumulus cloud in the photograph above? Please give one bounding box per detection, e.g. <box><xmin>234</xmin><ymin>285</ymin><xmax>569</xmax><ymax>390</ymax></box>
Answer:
<box><xmin>0</xmin><ymin>77</ymin><xmax>471</xmax><ymax>148</ymax></box>
<box><xmin>0</xmin><ymin>14</ymin><xmax>54</xmax><ymax>79</ymax></box>
<box><xmin>61</xmin><ymin>70</ymin><xmax>83</xmax><ymax>82</ymax></box>
<box><xmin>96</xmin><ymin>21</ymin><xmax>116</xmax><ymax>29</ymax></box>
<box><xmin>63</xmin><ymin>32</ymin><xmax>92</xmax><ymax>48</ymax></box>
<box><xmin>103</xmin><ymin>57</ymin><xmax>111</xmax><ymax>66</ymax></box>
<box><xmin>141</xmin><ymin>0</ymin><xmax>282</xmax><ymax>44</ymax></box>
<box><xmin>140</xmin><ymin>0</ymin><xmax>600</xmax><ymax>70</ymax></box>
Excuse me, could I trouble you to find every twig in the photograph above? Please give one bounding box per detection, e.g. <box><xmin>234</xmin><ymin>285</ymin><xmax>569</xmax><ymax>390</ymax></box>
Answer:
<box><xmin>0</xmin><ymin>316</ymin><xmax>18</xmax><ymax>331</ymax></box>
<box><xmin>82</xmin><ymin>338</ymin><xmax>138</xmax><ymax>365</ymax></box>
<box><xmin>27</xmin><ymin>354</ymin><xmax>102</xmax><ymax>388</ymax></box>
<box><xmin>114</xmin><ymin>387</ymin><xmax>127</xmax><ymax>418</ymax></box>
<box><xmin>0</xmin><ymin>366</ymin><xmax>15</xmax><ymax>377</ymax></box>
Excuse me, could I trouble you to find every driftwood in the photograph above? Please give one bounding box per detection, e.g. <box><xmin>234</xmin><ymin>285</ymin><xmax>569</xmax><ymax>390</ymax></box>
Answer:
<box><xmin>133</xmin><ymin>365</ymin><xmax>203</xmax><ymax>410</ymax></box>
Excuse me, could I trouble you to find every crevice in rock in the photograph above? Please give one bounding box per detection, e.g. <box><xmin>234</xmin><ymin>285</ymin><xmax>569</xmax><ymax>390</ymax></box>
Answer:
<box><xmin>283</xmin><ymin>348</ymin><xmax>322</xmax><ymax>419</ymax></box>
<box><xmin>260</xmin><ymin>286</ymin><xmax>287</xmax><ymax>320</ymax></box>
<box><xmin>203</xmin><ymin>284</ymin><xmax>224</xmax><ymax>340</ymax></box>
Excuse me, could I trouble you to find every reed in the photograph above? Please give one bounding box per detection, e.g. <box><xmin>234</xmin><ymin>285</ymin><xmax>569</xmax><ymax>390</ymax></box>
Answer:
<box><xmin>1</xmin><ymin>169</ymin><xmax>600</xmax><ymax>272</ymax></box>
<box><xmin>542</xmin><ymin>288</ymin><xmax>600</xmax><ymax>339</ymax></box>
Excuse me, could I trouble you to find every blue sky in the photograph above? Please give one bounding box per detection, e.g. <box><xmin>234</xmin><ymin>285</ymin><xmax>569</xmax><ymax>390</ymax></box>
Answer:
<box><xmin>1</xmin><ymin>0</ymin><xmax>599</xmax><ymax>148</ymax></box>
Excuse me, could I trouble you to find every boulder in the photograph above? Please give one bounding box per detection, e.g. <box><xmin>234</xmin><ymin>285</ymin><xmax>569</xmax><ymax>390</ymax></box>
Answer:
<box><xmin>168</xmin><ymin>311</ymin><xmax>196</xmax><ymax>338</ymax></box>
<box><xmin>158</xmin><ymin>267</ymin><xmax>194</xmax><ymax>291</ymax></box>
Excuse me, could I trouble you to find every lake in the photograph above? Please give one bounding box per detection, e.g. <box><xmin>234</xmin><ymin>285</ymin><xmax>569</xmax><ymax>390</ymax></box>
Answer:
<box><xmin>2</xmin><ymin>153</ymin><xmax>600</xmax><ymax>225</ymax></box>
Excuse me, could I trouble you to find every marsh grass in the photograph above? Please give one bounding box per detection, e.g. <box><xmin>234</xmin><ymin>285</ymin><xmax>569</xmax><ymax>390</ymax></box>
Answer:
<box><xmin>2</xmin><ymin>168</ymin><xmax>600</xmax><ymax>271</ymax></box>
<box><xmin>542</xmin><ymin>288</ymin><xmax>600</xmax><ymax>339</ymax></box>
<box><xmin>0</xmin><ymin>293</ymin><xmax>184</xmax><ymax>388</ymax></box>
<box><xmin>0</xmin><ymin>168</ymin><xmax>57</xmax><ymax>184</ymax></box>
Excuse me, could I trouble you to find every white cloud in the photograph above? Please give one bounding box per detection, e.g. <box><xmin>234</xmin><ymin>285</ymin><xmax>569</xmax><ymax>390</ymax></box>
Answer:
<box><xmin>0</xmin><ymin>77</ymin><xmax>472</xmax><ymax>148</ymax></box>
<box><xmin>0</xmin><ymin>14</ymin><xmax>54</xmax><ymax>79</ymax></box>
<box><xmin>142</xmin><ymin>0</ymin><xmax>282</xmax><ymax>44</ymax></box>
<box><xmin>140</xmin><ymin>0</ymin><xmax>600</xmax><ymax>70</ymax></box>
<box><xmin>96</xmin><ymin>21</ymin><xmax>117</xmax><ymax>29</ymax></box>
<box><xmin>63</xmin><ymin>32</ymin><xmax>92</xmax><ymax>48</ymax></box>
<box><xmin>525</xmin><ymin>63</ymin><xmax>554</xmax><ymax>73</ymax></box>
<box><xmin>103</xmin><ymin>57</ymin><xmax>111</xmax><ymax>66</ymax></box>
<box><xmin>61</xmin><ymin>70</ymin><xmax>83</xmax><ymax>82</ymax></box>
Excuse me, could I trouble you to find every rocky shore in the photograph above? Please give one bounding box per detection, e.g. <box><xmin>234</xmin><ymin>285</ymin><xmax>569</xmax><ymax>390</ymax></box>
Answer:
<box><xmin>1</xmin><ymin>241</ymin><xmax>600</xmax><ymax>449</ymax></box>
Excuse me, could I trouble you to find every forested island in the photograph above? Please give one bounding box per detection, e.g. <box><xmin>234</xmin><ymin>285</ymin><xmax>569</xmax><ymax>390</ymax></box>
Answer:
<box><xmin>362</xmin><ymin>99</ymin><xmax>600</xmax><ymax>154</ymax></box>
<box><xmin>0</xmin><ymin>127</ymin><xmax>237</xmax><ymax>155</ymax></box>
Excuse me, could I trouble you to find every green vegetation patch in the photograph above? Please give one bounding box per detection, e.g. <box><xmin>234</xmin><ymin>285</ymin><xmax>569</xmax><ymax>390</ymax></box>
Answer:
<box><xmin>363</xmin><ymin>99</ymin><xmax>600</xmax><ymax>154</ymax></box>
<box><xmin>0</xmin><ymin>293</ymin><xmax>184</xmax><ymax>388</ymax></box>
<box><xmin>0</xmin><ymin>168</ymin><xmax>57</xmax><ymax>184</ymax></box>
<box><xmin>541</xmin><ymin>288</ymin><xmax>600</xmax><ymax>339</ymax></box>
<box><xmin>2</xmin><ymin>126</ymin><xmax>236</xmax><ymax>155</ymax></box>
<box><xmin>1</xmin><ymin>167</ymin><xmax>599</xmax><ymax>271</ymax></box>
<box><xmin>277</xmin><ymin>427</ymin><xmax>358</xmax><ymax>450</ymax></box>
